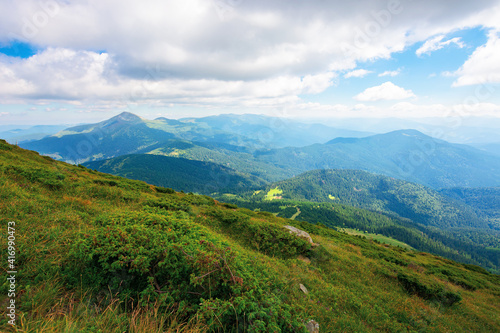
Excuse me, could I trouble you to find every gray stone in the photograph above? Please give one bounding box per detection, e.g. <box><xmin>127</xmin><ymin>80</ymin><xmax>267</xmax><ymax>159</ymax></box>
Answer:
<box><xmin>306</xmin><ymin>319</ymin><xmax>319</xmax><ymax>333</ymax></box>
<box><xmin>284</xmin><ymin>225</ymin><xmax>314</xmax><ymax>244</ymax></box>
<box><xmin>299</xmin><ymin>283</ymin><xmax>308</xmax><ymax>294</ymax></box>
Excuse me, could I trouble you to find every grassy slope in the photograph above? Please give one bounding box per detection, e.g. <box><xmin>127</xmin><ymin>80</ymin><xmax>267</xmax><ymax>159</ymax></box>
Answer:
<box><xmin>0</xmin><ymin>140</ymin><xmax>499</xmax><ymax>332</ymax></box>
<box><xmin>337</xmin><ymin>228</ymin><xmax>414</xmax><ymax>250</ymax></box>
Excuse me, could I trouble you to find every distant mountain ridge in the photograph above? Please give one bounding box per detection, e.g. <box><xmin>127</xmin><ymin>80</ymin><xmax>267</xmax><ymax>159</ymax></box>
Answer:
<box><xmin>21</xmin><ymin>112</ymin><xmax>365</xmax><ymax>164</ymax></box>
<box><xmin>21</xmin><ymin>112</ymin><xmax>176</xmax><ymax>163</ymax></box>
<box><xmin>254</xmin><ymin>129</ymin><xmax>500</xmax><ymax>188</ymax></box>
<box><xmin>19</xmin><ymin>112</ymin><xmax>500</xmax><ymax>188</ymax></box>
<box><xmin>0</xmin><ymin>125</ymin><xmax>69</xmax><ymax>143</ymax></box>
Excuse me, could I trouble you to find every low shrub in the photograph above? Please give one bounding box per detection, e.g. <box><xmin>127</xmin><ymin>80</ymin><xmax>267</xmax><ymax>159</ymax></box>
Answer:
<box><xmin>397</xmin><ymin>272</ymin><xmax>462</xmax><ymax>306</ymax></box>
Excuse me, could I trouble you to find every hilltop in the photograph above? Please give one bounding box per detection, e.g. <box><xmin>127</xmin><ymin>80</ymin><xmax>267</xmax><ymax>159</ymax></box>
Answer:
<box><xmin>1</xmin><ymin>140</ymin><xmax>499</xmax><ymax>332</ymax></box>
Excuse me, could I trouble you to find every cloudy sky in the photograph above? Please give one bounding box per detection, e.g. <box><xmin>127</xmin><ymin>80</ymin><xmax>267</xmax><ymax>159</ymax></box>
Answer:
<box><xmin>0</xmin><ymin>0</ymin><xmax>500</xmax><ymax>125</ymax></box>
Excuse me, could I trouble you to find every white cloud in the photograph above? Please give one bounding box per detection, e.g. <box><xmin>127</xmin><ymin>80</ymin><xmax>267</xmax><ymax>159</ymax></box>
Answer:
<box><xmin>378</xmin><ymin>69</ymin><xmax>400</xmax><ymax>77</ymax></box>
<box><xmin>344</xmin><ymin>69</ymin><xmax>372</xmax><ymax>78</ymax></box>
<box><xmin>354</xmin><ymin>82</ymin><xmax>416</xmax><ymax>101</ymax></box>
<box><xmin>0</xmin><ymin>48</ymin><xmax>336</xmax><ymax>106</ymax></box>
<box><xmin>452</xmin><ymin>30</ymin><xmax>500</xmax><ymax>86</ymax></box>
<box><xmin>416</xmin><ymin>35</ymin><xmax>465</xmax><ymax>57</ymax></box>
<box><xmin>0</xmin><ymin>0</ymin><xmax>499</xmax><ymax>116</ymax></box>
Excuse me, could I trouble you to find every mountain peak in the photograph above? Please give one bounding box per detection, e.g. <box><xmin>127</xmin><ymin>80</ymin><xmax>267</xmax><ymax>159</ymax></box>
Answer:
<box><xmin>390</xmin><ymin>129</ymin><xmax>427</xmax><ymax>137</ymax></box>
<box><xmin>112</xmin><ymin>112</ymin><xmax>143</xmax><ymax>122</ymax></box>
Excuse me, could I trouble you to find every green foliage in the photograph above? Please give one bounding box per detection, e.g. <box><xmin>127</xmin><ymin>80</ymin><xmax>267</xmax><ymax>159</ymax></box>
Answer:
<box><xmin>67</xmin><ymin>211</ymin><xmax>229</xmax><ymax>309</ymax></box>
<box><xmin>397</xmin><ymin>273</ymin><xmax>462</xmax><ymax>306</ymax></box>
<box><xmin>3</xmin><ymin>164</ymin><xmax>66</xmax><ymax>189</ymax></box>
<box><xmin>155</xmin><ymin>186</ymin><xmax>176</xmax><ymax>194</ymax></box>
<box><xmin>144</xmin><ymin>197</ymin><xmax>192</xmax><ymax>213</ymax></box>
<box><xmin>245</xmin><ymin>222</ymin><xmax>311</xmax><ymax>258</ymax></box>
<box><xmin>93</xmin><ymin>179</ymin><xmax>119</xmax><ymax>187</ymax></box>
<box><xmin>206</xmin><ymin>206</ymin><xmax>248</xmax><ymax>225</ymax></box>
<box><xmin>221</xmin><ymin>202</ymin><xmax>238</xmax><ymax>209</ymax></box>
<box><xmin>220</xmin><ymin>170</ymin><xmax>500</xmax><ymax>273</ymax></box>
<box><xmin>205</xmin><ymin>206</ymin><xmax>311</xmax><ymax>259</ymax></box>
<box><xmin>258</xmin><ymin>169</ymin><xmax>485</xmax><ymax>229</ymax></box>
<box><xmin>440</xmin><ymin>187</ymin><xmax>500</xmax><ymax>230</ymax></box>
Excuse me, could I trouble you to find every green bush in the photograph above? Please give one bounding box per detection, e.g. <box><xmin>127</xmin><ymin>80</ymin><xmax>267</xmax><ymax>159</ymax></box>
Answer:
<box><xmin>206</xmin><ymin>206</ymin><xmax>249</xmax><ymax>225</ymax></box>
<box><xmin>64</xmin><ymin>211</ymin><xmax>308</xmax><ymax>332</ymax></box>
<box><xmin>397</xmin><ymin>272</ymin><xmax>462</xmax><ymax>306</ymax></box>
<box><xmin>221</xmin><ymin>202</ymin><xmax>238</xmax><ymax>209</ymax></box>
<box><xmin>65</xmin><ymin>212</ymin><xmax>232</xmax><ymax>310</ymax></box>
<box><xmin>246</xmin><ymin>223</ymin><xmax>311</xmax><ymax>259</ymax></box>
<box><xmin>155</xmin><ymin>186</ymin><xmax>175</xmax><ymax>194</ymax></box>
<box><xmin>93</xmin><ymin>179</ymin><xmax>119</xmax><ymax>187</ymax></box>
<box><xmin>4</xmin><ymin>165</ymin><xmax>65</xmax><ymax>189</ymax></box>
<box><xmin>144</xmin><ymin>198</ymin><xmax>191</xmax><ymax>213</ymax></box>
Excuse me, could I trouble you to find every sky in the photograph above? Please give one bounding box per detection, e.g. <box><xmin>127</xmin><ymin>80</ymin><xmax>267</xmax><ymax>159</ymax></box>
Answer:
<box><xmin>0</xmin><ymin>0</ymin><xmax>500</xmax><ymax>125</ymax></box>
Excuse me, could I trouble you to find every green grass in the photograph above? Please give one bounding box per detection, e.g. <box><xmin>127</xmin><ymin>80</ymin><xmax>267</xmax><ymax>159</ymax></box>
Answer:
<box><xmin>1</xmin><ymin>140</ymin><xmax>499</xmax><ymax>332</ymax></box>
<box><xmin>337</xmin><ymin>228</ymin><xmax>414</xmax><ymax>250</ymax></box>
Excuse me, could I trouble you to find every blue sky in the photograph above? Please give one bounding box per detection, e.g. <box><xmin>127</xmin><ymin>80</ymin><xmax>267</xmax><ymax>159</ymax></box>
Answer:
<box><xmin>0</xmin><ymin>0</ymin><xmax>499</xmax><ymax>125</ymax></box>
<box><xmin>308</xmin><ymin>27</ymin><xmax>494</xmax><ymax>105</ymax></box>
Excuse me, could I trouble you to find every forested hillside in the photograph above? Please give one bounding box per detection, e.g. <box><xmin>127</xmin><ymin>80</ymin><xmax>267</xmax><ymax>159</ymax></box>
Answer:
<box><xmin>439</xmin><ymin>187</ymin><xmax>500</xmax><ymax>229</ymax></box>
<box><xmin>259</xmin><ymin>169</ymin><xmax>486</xmax><ymax>229</ymax></box>
<box><xmin>84</xmin><ymin>154</ymin><xmax>266</xmax><ymax>193</ymax></box>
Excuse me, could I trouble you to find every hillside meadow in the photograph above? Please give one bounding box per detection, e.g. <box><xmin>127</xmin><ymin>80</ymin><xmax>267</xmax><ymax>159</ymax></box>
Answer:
<box><xmin>0</xmin><ymin>140</ymin><xmax>499</xmax><ymax>332</ymax></box>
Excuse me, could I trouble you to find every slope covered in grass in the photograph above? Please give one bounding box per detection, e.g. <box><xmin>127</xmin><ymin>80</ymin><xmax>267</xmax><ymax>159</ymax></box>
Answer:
<box><xmin>1</xmin><ymin>140</ymin><xmax>499</xmax><ymax>332</ymax></box>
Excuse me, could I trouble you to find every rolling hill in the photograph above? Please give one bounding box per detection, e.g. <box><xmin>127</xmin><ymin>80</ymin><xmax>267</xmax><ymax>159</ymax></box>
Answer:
<box><xmin>256</xmin><ymin>169</ymin><xmax>486</xmax><ymax>229</ymax></box>
<box><xmin>137</xmin><ymin>139</ymin><xmax>293</xmax><ymax>182</ymax></box>
<box><xmin>1</xmin><ymin>139</ymin><xmax>499</xmax><ymax>332</ymax></box>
